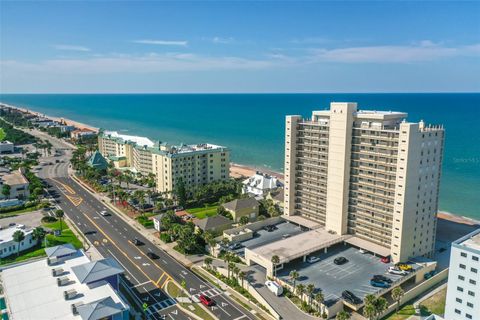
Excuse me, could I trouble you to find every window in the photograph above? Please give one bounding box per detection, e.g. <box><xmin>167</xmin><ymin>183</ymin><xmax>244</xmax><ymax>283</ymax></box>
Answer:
<box><xmin>454</xmin><ymin>309</ymin><xmax>461</xmax><ymax>314</ymax></box>
<box><xmin>459</xmin><ymin>275</ymin><xmax>465</xmax><ymax>281</ymax></box>
<box><xmin>461</xmin><ymin>252</ymin><xmax>468</xmax><ymax>257</ymax></box>
<box><xmin>471</xmin><ymin>268</ymin><xmax>478</xmax><ymax>273</ymax></box>
<box><xmin>457</xmin><ymin>286</ymin><xmax>464</xmax><ymax>292</ymax></box>
<box><xmin>460</xmin><ymin>264</ymin><xmax>466</xmax><ymax>269</ymax></box>
<box><xmin>456</xmin><ymin>298</ymin><xmax>462</xmax><ymax>303</ymax></box>
<box><xmin>468</xmin><ymin>291</ymin><xmax>475</xmax><ymax>297</ymax></box>
<box><xmin>469</xmin><ymin>279</ymin><xmax>476</xmax><ymax>285</ymax></box>
<box><xmin>467</xmin><ymin>302</ymin><xmax>473</xmax><ymax>308</ymax></box>
<box><xmin>466</xmin><ymin>314</ymin><xmax>472</xmax><ymax>319</ymax></box>
<box><xmin>473</xmin><ymin>256</ymin><xmax>479</xmax><ymax>261</ymax></box>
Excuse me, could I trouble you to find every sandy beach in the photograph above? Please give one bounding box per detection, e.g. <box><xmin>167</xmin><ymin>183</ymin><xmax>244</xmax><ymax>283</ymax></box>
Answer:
<box><xmin>1</xmin><ymin>103</ymin><xmax>99</xmax><ymax>132</ymax></box>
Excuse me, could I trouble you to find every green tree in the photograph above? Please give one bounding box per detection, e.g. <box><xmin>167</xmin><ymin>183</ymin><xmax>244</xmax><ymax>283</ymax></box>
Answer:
<box><xmin>336</xmin><ymin>310</ymin><xmax>350</xmax><ymax>320</ymax></box>
<box><xmin>314</xmin><ymin>291</ymin><xmax>325</xmax><ymax>314</ymax></box>
<box><xmin>296</xmin><ymin>283</ymin><xmax>305</xmax><ymax>301</ymax></box>
<box><xmin>55</xmin><ymin>209</ymin><xmax>65</xmax><ymax>232</ymax></box>
<box><xmin>306</xmin><ymin>283</ymin><xmax>315</xmax><ymax>305</ymax></box>
<box><xmin>289</xmin><ymin>270</ymin><xmax>299</xmax><ymax>290</ymax></box>
<box><xmin>32</xmin><ymin>227</ymin><xmax>46</xmax><ymax>246</ymax></box>
<box><xmin>238</xmin><ymin>271</ymin><xmax>246</xmax><ymax>288</ymax></box>
<box><xmin>13</xmin><ymin>230</ymin><xmax>25</xmax><ymax>256</ymax></box>
<box><xmin>174</xmin><ymin>178</ymin><xmax>187</xmax><ymax>208</ymax></box>
<box><xmin>1</xmin><ymin>184</ymin><xmax>11</xmax><ymax>199</ymax></box>
<box><xmin>239</xmin><ymin>215</ymin><xmax>249</xmax><ymax>225</ymax></box>
<box><xmin>363</xmin><ymin>295</ymin><xmax>388</xmax><ymax>320</ymax></box>
<box><xmin>204</xmin><ymin>257</ymin><xmax>213</xmax><ymax>270</ymax></box>
<box><xmin>271</xmin><ymin>255</ymin><xmax>280</xmax><ymax>277</ymax></box>
<box><xmin>391</xmin><ymin>286</ymin><xmax>405</xmax><ymax>313</ymax></box>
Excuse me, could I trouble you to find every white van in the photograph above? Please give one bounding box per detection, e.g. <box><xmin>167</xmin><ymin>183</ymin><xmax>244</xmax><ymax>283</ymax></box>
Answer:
<box><xmin>265</xmin><ymin>280</ymin><xmax>283</xmax><ymax>296</ymax></box>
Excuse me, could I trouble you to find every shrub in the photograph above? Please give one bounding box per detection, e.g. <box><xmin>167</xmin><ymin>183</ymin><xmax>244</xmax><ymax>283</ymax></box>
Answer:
<box><xmin>41</xmin><ymin>216</ymin><xmax>58</xmax><ymax>223</ymax></box>
<box><xmin>160</xmin><ymin>233</ymin><xmax>172</xmax><ymax>243</ymax></box>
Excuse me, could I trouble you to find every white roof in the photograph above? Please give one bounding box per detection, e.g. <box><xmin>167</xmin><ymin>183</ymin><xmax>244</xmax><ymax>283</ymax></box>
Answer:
<box><xmin>104</xmin><ymin>130</ymin><xmax>154</xmax><ymax>148</ymax></box>
<box><xmin>0</xmin><ymin>225</ymin><xmax>32</xmax><ymax>242</ymax></box>
<box><xmin>243</xmin><ymin>172</ymin><xmax>282</xmax><ymax>191</ymax></box>
<box><xmin>1</xmin><ymin>250</ymin><xmax>128</xmax><ymax>320</ymax></box>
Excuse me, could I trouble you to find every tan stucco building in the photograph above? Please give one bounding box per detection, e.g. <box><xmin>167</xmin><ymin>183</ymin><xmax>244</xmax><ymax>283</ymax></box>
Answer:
<box><xmin>284</xmin><ymin>102</ymin><xmax>444</xmax><ymax>263</ymax></box>
<box><xmin>98</xmin><ymin>131</ymin><xmax>230</xmax><ymax>194</ymax></box>
<box><xmin>222</xmin><ymin>197</ymin><xmax>259</xmax><ymax>222</ymax></box>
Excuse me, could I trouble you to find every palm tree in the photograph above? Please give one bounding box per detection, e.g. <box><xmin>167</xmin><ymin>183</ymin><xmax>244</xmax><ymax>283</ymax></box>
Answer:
<box><xmin>363</xmin><ymin>295</ymin><xmax>388</xmax><ymax>320</ymax></box>
<box><xmin>223</xmin><ymin>252</ymin><xmax>233</xmax><ymax>278</ymax></box>
<box><xmin>336</xmin><ymin>310</ymin><xmax>350</xmax><ymax>320</ymax></box>
<box><xmin>238</xmin><ymin>271</ymin><xmax>246</xmax><ymax>288</ymax></box>
<box><xmin>306</xmin><ymin>283</ymin><xmax>315</xmax><ymax>305</ymax></box>
<box><xmin>32</xmin><ymin>227</ymin><xmax>46</xmax><ymax>246</ymax></box>
<box><xmin>296</xmin><ymin>283</ymin><xmax>305</xmax><ymax>301</ymax></box>
<box><xmin>289</xmin><ymin>270</ymin><xmax>299</xmax><ymax>290</ymax></box>
<box><xmin>13</xmin><ymin>230</ymin><xmax>25</xmax><ymax>256</ymax></box>
<box><xmin>271</xmin><ymin>255</ymin><xmax>280</xmax><ymax>278</ymax></box>
<box><xmin>314</xmin><ymin>291</ymin><xmax>324</xmax><ymax>314</ymax></box>
<box><xmin>229</xmin><ymin>262</ymin><xmax>236</xmax><ymax>280</ymax></box>
<box><xmin>55</xmin><ymin>209</ymin><xmax>65</xmax><ymax>232</ymax></box>
<box><xmin>363</xmin><ymin>303</ymin><xmax>377</xmax><ymax>320</ymax></box>
<box><xmin>204</xmin><ymin>257</ymin><xmax>213</xmax><ymax>271</ymax></box>
<box><xmin>232</xmin><ymin>266</ymin><xmax>240</xmax><ymax>281</ymax></box>
<box><xmin>391</xmin><ymin>286</ymin><xmax>405</xmax><ymax>313</ymax></box>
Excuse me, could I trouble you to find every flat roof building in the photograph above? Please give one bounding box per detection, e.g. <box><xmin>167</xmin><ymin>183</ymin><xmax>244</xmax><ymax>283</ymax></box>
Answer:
<box><xmin>1</xmin><ymin>244</ymin><xmax>129</xmax><ymax>320</ymax></box>
<box><xmin>0</xmin><ymin>168</ymin><xmax>30</xmax><ymax>200</ymax></box>
<box><xmin>284</xmin><ymin>102</ymin><xmax>444</xmax><ymax>263</ymax></box>
<box><xmin>445</xmin><ymin>228</ymin><xmax>480</xmax><ymax>320</ymax></box>
<box><xmin>0</xmin><ymin>224</ymin><xmax>35</xmax><ymax>258</ymax></box>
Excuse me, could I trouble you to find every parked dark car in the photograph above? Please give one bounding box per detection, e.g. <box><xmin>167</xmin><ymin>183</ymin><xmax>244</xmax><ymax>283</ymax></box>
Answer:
<box><xmin>334</xmin><ymin>257</ymin><xmax>348</xmax><ymax>265</ymax></box>
<box><xmin>342</xmin><ymin>290</ymin><xmax>362</xmax><ymax>304</ymax></box>
<box><xmin>372</xmin><ymin>275</ymin><xmax>393</xmax><ymax>283</ymax></box>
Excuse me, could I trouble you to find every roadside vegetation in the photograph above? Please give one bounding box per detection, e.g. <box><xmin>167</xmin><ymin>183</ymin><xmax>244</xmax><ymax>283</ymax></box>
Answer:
<box><xmin>165</xmin><ymin>281</ymin><xmax>215</xmax><ymax>320</ymax></box>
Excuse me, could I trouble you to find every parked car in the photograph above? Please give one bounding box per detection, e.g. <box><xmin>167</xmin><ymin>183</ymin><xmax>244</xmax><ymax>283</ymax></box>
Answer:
<box><xmin>342</xmin><ymin>290</ymin><xmax>362</xmax><ymax>305</ymax></box>
<box><xmin>307</xmin><ymin>256</ymin><xmax>320</xmax><ymax>263</ymax></box>
<box><xmin>372</xmin><ymin>275</ymin><xmax>393</xmax><ymax>283</ymax></box>
<box><xmin>381</xmin><ymin>256</ymin><xmax>391</xmax><ymax>263</ymax></box>
<box><xmin>229</xmin><ymin>243</ymin><xmax>242</xmax><ymax>250</ymax></box>
<box><xmin>282</xmin><ymin>234</ymin><xmax>291</xmax><ymax>239</ymax></box>
<box><xmin>424</xmin><ymin>270</ymin><xmax>437</xmax><ymax>280</ymax></box>
<box><xmin>388</xmin><ymin>266</ymin><xmax>408</xmax><ymax>275</ymax></box>
<box><xmin>396</xmin><ymin>263</ymin><xmax>413</xmax><ymax>271</ymax></box>
<box><xmin>199</xmin><ymin>294</ymin><xmax>215</xmax><ymax>306</ymax></box>
<box><xmin>265</xmin><ymin>280</ymin><xmax>283</xmax><ymax>296</ymax></box>
<box><xmin>99</xmin><ymin>210</ymin><xmax>109</xmax><ymax>216</ymax></box>
<box><xmin>370</xmin><ymin>279</ymin><xmax>391</xmax><ymax>288</ymax></box>
<box><xmin>263</xmin><ymin>225</ymin><xmax>275</xmax><ymax>232</ymax></box>
<box><xmin>334</xmin><ymin>257</ymin><xmax>348</xmax><ymax>265</ymax></box>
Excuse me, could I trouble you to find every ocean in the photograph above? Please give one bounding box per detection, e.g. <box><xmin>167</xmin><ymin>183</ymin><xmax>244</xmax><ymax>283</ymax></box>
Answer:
<box><xmin>0</xmin><ymin>93</ymin><xmax>479</xmax><ymax>220</ymax></box>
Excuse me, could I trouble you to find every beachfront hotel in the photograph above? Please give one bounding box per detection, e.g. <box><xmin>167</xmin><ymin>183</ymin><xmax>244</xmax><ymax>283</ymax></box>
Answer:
<box><xmin>98</xmin><ymin>130</ymin><xmax>230</xmax><ymax>194</ymax></box>
<box><xmin>445</xmin><ymin>228</ymin><xmax>480</xmax><ymax>320</ymax></box>
<box><xmin>284</xmin><ymin>102</ymin><xmax>444</xmax><ymax>263</ymax></box>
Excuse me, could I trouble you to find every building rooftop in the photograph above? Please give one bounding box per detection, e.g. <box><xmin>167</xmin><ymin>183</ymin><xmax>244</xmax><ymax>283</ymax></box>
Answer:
<box><xmin>243</xmin><ymin>172</ymin><xmax>282</xmax><ymax>191</ymax></box>
<box><xmin>87</xmin><ymin>151</ymin><xmax>108</xmax><ymax>170</ymax></box>
<box><xmin>223</xmin><ymin>197</ymin><xmax>258</xmax><ymax>212</ymax></box>
<box><xmin>0</xmin><ymin>225</ymin><xmax>33</xmax><ymax>243</ymax></box>
<box><xmin>1</xmin><ymin>170</ymin><xmax>28</xmax><ymax>186</ymax></box>
<box><xmin>193</xmin><ymin>215</ymin><xmax>232</xmax><ymax>231</ymax></box>
<box><xmin>0</xmin><ymin>140</ymin><xmax>13</xmax><ymax>145</ymax></box>
<box><xmin>71</xmin><ymin>258</ymin><xmax>123</xmax><ymax>284</ymax></box>
<box><xmin>456</xmin><ymin>228</ymin><xmax>480</xmax><ymax>251</ymax></box>
<box><xmin>1</xmin><ymin>248</ymin><xmax>128</xmax><ymax>320</ymax></box>
<box><xmin>103</xmin><ymin>130</ymin><xmax>155</xmax><ymax>148</ymax></box>
<box><xmin>45</xmin><ymin>243</ymin><xmax>77</xmax><ymax>258</ymax></box>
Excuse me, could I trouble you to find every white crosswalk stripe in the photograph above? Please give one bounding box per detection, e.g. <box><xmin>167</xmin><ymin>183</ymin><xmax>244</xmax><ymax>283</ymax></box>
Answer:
<box><xmin>192</xmin><ymin>288</ymin><xmax>223</xmax><ymax>301</ymax></box>
<box><xmin>146</xmin><ymin>298</ymin><xmax>176</xmax><ymax>315</ymax></box>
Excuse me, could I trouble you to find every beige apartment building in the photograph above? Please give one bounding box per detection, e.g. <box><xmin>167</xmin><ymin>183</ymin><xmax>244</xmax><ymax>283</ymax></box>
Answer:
<box><xmin>98</xmin><ymin>131</ymin><xmax>230</xmax><ymax>194</ymax></box>
<box><xmin>285</xmin><ymin>102</ymin><xmax>444</xmax><ymax>262</ymax></box>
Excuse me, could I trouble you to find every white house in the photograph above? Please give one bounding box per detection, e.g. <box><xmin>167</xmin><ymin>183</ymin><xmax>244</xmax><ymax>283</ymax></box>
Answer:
<box><xmin>0</xmin><ymin>169</ymin><xmax>30</xmax><ymax>200</ymax></box>
<box><xmin>445</xmin><ymin>228</ymin><xmax>480</xmax><ymax>320</ymax></box>
<box><xmin>0</xmin><ymin>225</ymin><xmax>36</xmax><ymax>258</ymax></box>
<box><xmin>242</xmin><ymin>171</ymin><xmax>283</xmax><ymax>198</ymax></box>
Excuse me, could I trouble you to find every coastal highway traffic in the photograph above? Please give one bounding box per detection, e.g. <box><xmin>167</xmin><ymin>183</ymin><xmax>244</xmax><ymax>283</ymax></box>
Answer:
<box><xmin>29</xmin><ymin>128</ymin><xmax>255</xmax><ymax>320</ymax></box>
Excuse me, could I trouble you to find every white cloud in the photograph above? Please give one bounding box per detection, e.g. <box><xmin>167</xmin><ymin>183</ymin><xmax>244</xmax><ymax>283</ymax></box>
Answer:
<box><xmin>53</xmin><ymin>45</ymin><xmax>91</xmax><ymax>52</ymax></box>
<box><xmin>212</xmin><ymin>37</ymin><xmax>235</xmax><ymax>44</ymax></box>
<box><xmin>306</xmin><ymin>42</ymin><xmax>479</xmax><ymax>63</ymax></box>
<box><xmin>133</xmin><ymin>39</ymin><xmax>188</xmax><ymax>46</ymax></box>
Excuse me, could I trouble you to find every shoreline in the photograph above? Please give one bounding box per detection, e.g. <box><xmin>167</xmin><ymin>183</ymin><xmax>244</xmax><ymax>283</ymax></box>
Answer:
<box><xmin>2</xmin><ymin>102</ymin><xmax>478</xmax><ymax>227</ymax></box>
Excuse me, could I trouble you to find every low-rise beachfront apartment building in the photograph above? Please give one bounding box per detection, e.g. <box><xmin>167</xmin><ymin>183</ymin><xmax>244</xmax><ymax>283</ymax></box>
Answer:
<box><xmin>445</xmin><ymin>228</ymin><xmax>480</xmax><ymax>320</ymax></box>
<box><xmin>284</xmin><ymin>102</ymin><xmax>444</xmax><ymax>263</ymax></box>
<box><xmin>98</xmin><ymin>130</ymin><xmax>230</xmax><ymax>194</ymax></box>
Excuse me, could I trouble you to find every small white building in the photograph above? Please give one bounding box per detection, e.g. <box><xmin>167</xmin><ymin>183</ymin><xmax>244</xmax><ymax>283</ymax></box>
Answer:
<box><xmin>0</xmin><ymin>169</ymin><xmax>30</xmax><ymax>200</ymax></box>
<box><xmin>0</xmin><ymin>225</ymin><xmax>36</xmax><ymax>258</ymax></box>
<box><xmin>0</xmin><ymin>140</ymin><xmax>14</xmax><ymax>154</ymax></box>
<box><xmin>445</xmin><ymin>228</ymin><xmax>480</xmax><ymax>320</ymax></box>
<box><xmin>242</xmin><ymin>171</ymin><xmax>283</xmax><ymax>198</ymax></box>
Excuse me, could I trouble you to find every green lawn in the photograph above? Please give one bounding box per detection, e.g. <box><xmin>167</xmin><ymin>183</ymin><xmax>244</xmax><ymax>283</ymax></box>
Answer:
<box><xmin>420</xmin><ymin>288</ymin><xmax>446</xmax><ymax>316</ymax></box>
<box><xmin>43</xmin><ymin>221</ymin><xmax>83</xmax><ymax>249</ymax></box>
<box><xmin>384</xmin><ymin>304</ymin><xmax>416</xmax><ymax>320</ymax></box>
<box><xmin>186</xmin><ymin>203</ymin><xmax>219</xmax><ymax>219</ymax></box>
<box><xmin>0</xmin><ymin>128</ymin><xmax>6</xmax><ymax>141</ymax></box>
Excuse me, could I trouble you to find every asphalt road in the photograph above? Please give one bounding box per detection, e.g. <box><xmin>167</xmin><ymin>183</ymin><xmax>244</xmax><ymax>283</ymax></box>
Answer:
<box><xmin>25</xmin><ymin>128</ymin><xmax>256</xmax><ymax>320</ymax></box>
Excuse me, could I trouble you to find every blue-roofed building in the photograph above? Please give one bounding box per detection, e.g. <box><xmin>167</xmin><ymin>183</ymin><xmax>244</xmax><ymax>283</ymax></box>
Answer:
<box><xmin>87</xmin><ymin>150</ymin><xmax>108</xmax><ymax>171</ymax></box>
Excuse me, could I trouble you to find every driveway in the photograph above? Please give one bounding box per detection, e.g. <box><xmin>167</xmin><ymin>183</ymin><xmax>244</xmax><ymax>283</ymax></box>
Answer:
<box><xmin>0</xmin><ymin>210</ymin><xmax>44</xmax><ymax>229</ymax></box>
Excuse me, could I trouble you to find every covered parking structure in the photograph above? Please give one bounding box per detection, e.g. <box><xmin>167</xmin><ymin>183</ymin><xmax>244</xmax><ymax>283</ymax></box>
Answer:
<box><xmin>244</xmin><ymin>228</ymin><xmax>349</xmax><ymax>276</ymax></box>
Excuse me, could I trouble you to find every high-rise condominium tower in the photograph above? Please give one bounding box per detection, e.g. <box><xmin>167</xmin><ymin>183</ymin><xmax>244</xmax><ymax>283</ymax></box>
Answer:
<box><xmin>284</xmin><ymin>102</ymin><xmax>444</xmax><ymax>262</ymax></box>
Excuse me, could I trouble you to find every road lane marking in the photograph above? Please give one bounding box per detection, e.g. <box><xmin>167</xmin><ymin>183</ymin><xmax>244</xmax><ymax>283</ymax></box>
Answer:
<box><xmin>107</xmin><ymin>249</ymin><xmax>141</xmax><ymax>284</ymax></box>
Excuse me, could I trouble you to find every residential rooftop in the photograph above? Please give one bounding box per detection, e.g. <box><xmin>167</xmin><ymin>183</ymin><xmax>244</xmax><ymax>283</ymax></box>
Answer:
<box><xmin>102</xmin><ymin>130</ymin><xmax>155</xmax><ymax>148</ymax></box>
<box><xmin>1</xmin><ymin>170</ymin><xmax>28</xmax><ymax>185</ymax></box>
<box><xmin>1</xmin><ymin>246</ymin><xmax>128</xmax><ymax>320</ymax></box>
<box><xmin>456</xmin><ymin>228</ymin><xmax>480</xmax><ymax>252</ymax></box>
<box><xmin>0</xmin><ymin>225</ymin><xmax>33</xmax><ymax>242</ymax></box>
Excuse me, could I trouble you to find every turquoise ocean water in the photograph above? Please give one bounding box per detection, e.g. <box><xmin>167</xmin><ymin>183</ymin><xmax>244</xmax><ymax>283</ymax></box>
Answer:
<box><xmin>0</xmin><ymin>93</ymin><xmax>479</xmax><ymax>220</ymax></box>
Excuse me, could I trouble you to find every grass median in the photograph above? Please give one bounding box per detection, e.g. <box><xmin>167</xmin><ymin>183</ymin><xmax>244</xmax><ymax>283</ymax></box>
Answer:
<box><xmin>166</xmin><ymin>281</ymin><xmax>215</xmax><ymax>320</ymax></box>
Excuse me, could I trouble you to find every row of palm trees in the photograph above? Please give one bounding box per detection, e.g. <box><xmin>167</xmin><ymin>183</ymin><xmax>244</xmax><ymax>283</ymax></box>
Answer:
<box><xmin>204</xmin><ymin>253</ymin><xmax>247</xmax><ymax>288</ymax></box>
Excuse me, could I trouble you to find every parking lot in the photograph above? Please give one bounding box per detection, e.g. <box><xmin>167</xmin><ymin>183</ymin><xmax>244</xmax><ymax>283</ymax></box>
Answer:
<box><xmin>232</xmin><ymin>221</ymin><xmax>304</xmax><ymax>256</ymax></box>
<box><xmin>277</xmin><ymin>244</ymin><xmax>414</xmax><ymax>304</ymax></box>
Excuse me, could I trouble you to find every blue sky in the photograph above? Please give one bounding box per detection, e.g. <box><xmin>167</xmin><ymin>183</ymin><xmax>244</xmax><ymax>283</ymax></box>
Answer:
<box><xmin>1</xmin><ymin>1</ymin><xmax>479</xmax><ymax>93</ymax></box>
